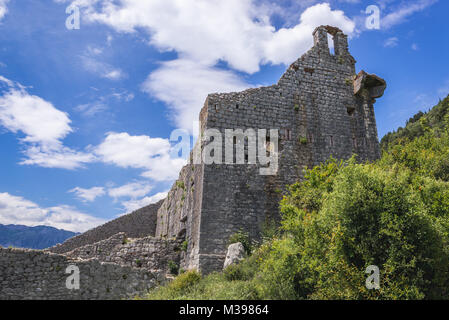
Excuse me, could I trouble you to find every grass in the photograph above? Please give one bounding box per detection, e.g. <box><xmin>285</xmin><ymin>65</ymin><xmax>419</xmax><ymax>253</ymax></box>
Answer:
<box><xmin>141</xmin><ymin>271</ymin><xmax>259</xmax><ymax>300</ymax></box>
<box><xmin>139</xmin><ymin>244</ymin><xmax>268</xmax><ymax>300</ymax></box>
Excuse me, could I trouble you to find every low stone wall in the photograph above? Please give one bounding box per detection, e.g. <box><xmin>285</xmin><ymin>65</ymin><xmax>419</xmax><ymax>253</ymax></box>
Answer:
<box><xmin>48</xmin><ymin>200</ymin><xmax>163</xmax><ymax>254</ymax></box>
<box><xmin>63</xmin><ymin>233</ymin><xmax>127</xmax><ymax>262</ymax></box>
<box><xmin>107</xmin><ymin>236</ymin><xmax>183</xmax><ymax>273</ymax></box>
<box><xmin>0</xmin><ymin>248</ymin><xmax>159</xmax><ymax>300</ymax></box>
<box><xmin>64</xmin><ymin>233</ymin><xmax>183</xmax><ymax>274</ymax></box>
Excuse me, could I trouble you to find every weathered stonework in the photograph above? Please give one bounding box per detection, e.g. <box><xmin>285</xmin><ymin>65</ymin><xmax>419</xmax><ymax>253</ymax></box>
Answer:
<box><xmin>0</xmin><ymin>247</ymin><xmax>158</xmax><ymax>300</ymax></box>
<box><xmin>0</xmin><ymin>232</ymin><xmax>183</xmax><ymax>300</ymax></box>
<box><xmin>64</xmin><ymin>233</ymin><xmax>183</xmax><ymax>274</ymax></box>
<box><xmin>48</xmin><ymin>200</ymin><xmax>163</xmax><ymax>254</ymax></box>
<box><xmin>155</xmin><ymin>26</ymin><xmax>386</xmax><ymax>274</ymax></box>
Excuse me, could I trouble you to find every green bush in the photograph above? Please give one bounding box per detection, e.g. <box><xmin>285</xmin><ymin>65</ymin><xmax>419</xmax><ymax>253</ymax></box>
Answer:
<box><xmin>276</xmin><ymin>161</ymin><xmax>449</xmax><ymax>299</ymax></box>
<box><xmin>168</xmin><ymin>261</ymin><xmax>179</xmax><ymax>275</ymax></box>
<box><xmin>223</xmin><ymin>264</ymin><xmax>244</xmax><ymax>281</ymax></box>
<box><xmin>169</xmin><ymin>270</ymin><xmax>201</xmax><ymax>292</ymax></box>
<box><xmin>228</xmin><ymin>230</ymin><xmax>252</xmax><ymax>255</ymax></box>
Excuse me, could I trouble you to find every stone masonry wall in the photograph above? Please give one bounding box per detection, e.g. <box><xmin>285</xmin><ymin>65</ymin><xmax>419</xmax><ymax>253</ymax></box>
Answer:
<box><xmin>155</xmin><ymin>162</ymin><xmax>204</xmax><ymax>271</ymax></box>
<box><xmin>0</xmin><ymin>248</ymin><xmax>158</xmax><ymax>300</ymax></box>
<box><xmin>48</xmin><ymin>200</ymin><xmax>163</xmax><ymax>254</ymax></box>
<box><xmin>155</xmin><ymin>26</ymin><xmax>386</xmax><ymax>274</ymax></box>
<box><xmin>64</xmin><ymin>232</ymin><xmax>183</xmax><ymax>274</ymax></box>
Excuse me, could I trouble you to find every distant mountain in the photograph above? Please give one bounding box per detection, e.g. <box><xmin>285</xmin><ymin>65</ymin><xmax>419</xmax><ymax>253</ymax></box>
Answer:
<box><xmin>0</xmin><ymin>224</ymin><xmax>79</xmax><ymax>249</ymax></box>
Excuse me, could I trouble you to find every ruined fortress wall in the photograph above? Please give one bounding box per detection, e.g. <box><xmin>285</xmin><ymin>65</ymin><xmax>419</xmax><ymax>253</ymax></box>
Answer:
<box><xmin>0</xmin><ymin>248</ymin><xmax>157</xmax><ymax>300</ymax></box>
<box><xmin>193</xmin><ymin>26</ymin><xmax>383</xmax><ymax>273</ymax></box>
<box><xmin>155</xmin><ymin>158</ymin><xmax>206</xmax><ymax>271</ymax></box>
<box><xmin>64</xmin><ymin>232</ymin><xmax>182</xmax><ymax>274</ymax></box>
<box><xmin>150</xmin><ymin>26</ymin><xmax>383</xmax><ymax>274</ymax></box>
<box><xmin>48</xmin><ymin>200</ymin><xmax>163</xmax><ymax>254</ymax></box>
<box><xmin>152</xmin><ymin>27</ymin><xmax>384</xmax><ymax>274</ymax></box>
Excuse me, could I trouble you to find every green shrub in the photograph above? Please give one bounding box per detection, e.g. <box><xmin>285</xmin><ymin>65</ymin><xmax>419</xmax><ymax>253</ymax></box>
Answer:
<box><xmin>228</xmin><ymin>230</ymin><xmax>252</xmax><ymax>255</ymax></box>
<box><xmin>299</xmin><ymin>136</ymin><xmax>308</xmax><ymax>145</ymax></box>
<box><xmin>278</xmin><ymin>161</ymin><xmax>449</xmax><ymax>299</ymax></box>
<box><xmin>176</xmin><ymin>181</ymin><xmax>186</xmax><ymax>190</ymax></box>
<box><xmin>169</xmin><ymin>270</ymin><xmax>201</xmax><ymax>291</ymax></box>
<box><xmin>168</xmin><ymin>261</ymin><xmax>179</xmax><ymax>275</ymax></box>
<box><xmin>223</xmin><ymin>264</ymin><xmax>244</xmax><ymax>281</ymax></box>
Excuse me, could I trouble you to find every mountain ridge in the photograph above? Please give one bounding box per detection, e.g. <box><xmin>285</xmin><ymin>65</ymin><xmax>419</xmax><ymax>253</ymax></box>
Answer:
<box><xmin>0</xmin><ymin>224</ymin><xmax>79</xmax><ymax>249</ymax></box>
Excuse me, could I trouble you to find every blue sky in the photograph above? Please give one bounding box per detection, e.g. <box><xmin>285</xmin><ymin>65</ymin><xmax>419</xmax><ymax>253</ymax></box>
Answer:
<box><xmin>0</xmin><ymin>0</ymin><xmax>447</xmax><ymax>232</ymax></box>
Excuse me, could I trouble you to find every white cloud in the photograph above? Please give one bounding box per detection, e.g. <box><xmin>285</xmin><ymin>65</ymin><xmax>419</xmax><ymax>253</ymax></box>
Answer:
<box><xmin>140</xmin><ymin>155</ymin><xmax>186</xmax><ymax>182</ymax></box>
<box><xmin>120</xmin><ymin>191</ymin><xmax>168</xmax><ymax>213</ymax></box>
<box><xmin>95</xmin><ymin>132</ymin><xmax>186</xmax><ymax>181</ymax></box>
<box><xmin>75</xmin><ymin>1</ymin><xmax>355</xmax><ymax>72</ymax></box>
<box><xmin>0</xmin><ymin>88</ymin><xmax>72</xmax><ymax>146</ymax></box>
<box><xmin>95</xmin><ymin>132</ymin><xmax>170</xmax><ymax>168</ymax></box>
<box><xmin>69</xmin><ymin>186</ymin><xmax>106</xmax><ymax>202</ymax></box>
<box><xmin>81</xmin><ymin>54</ymin><xmax>125</xmax><ymax>81</ymax></box>
<box><xmin>0</xmin><ymin>0</ymin><xmax>9</xmax><ymax>21</ymax></box>
<box><xmin>263</xmin><ymin>3</ymin><xmax>355</xmax><ymax>65</ymax></box>
<box><xmin>108</xmin><ymin>181</ymin><xmax>153</xmax><ymax>199</ymax></box>
<box><xmin>0</xmin><ymin>76</ymin><xmax>95</xmax><ymax>169</ymax></box>
<box><xmin>75</xmin><ymin>89</ymin><xmax>134</xmax><ymax>117</ymax></box>
<box><xmin>0</xmin><ymin>192</ymin><xmax>105</xmax><ymax>232</ymax></box>
<box><xmin>384</xmin><ymin>37</ymin><xmax>399</xmax><ymax>48</ymax></box>
<box><xmin>142</xmin><ymin>59</ymin><xmax>249</xmax><ymax>130</ymax></box>
<box><xmin>20</xmin><ymin>144</ymin><xmax>95</xmax><ymax>169</ymax></box>
<box><xmin>62</xmin><ymin>1</ymin><xmax>355</xmax><ymax>129</ymax></box>
<box><xmin>382</xmin><ymin>0</ymin><xmax>437</xmax><ymax>29</ymax></box>
<box><xmin>0</xmin><ymin>76</ymin><xmax>184</xmax><ymax>179</ymax></box>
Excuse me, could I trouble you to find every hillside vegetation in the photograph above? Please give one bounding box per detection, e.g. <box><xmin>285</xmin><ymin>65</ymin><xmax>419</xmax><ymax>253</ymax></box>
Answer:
<box><xmin>141</xmin><ymin>95</ymin><xmax>449</xmax><ymax>300</ymax></box>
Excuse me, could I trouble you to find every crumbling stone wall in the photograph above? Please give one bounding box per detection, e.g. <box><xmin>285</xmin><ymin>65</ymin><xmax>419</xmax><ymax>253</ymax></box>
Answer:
<box><xmin>0</xmin><ymin>248</ymin><xmax>158</xmax><ymax>300</ymax></box>
<box><xmin>63</xmin><ymin>233</ymin><xmax>127</xmax><ymax>262</ymax></box>
<box><xmin>155</xmin><ymin>163</ymin><xmax>203</xmax><ymax>271</ymax></box>
<box><xmin>155</xmin><ymin>25</ymin><xmax>386</xmax><ymax>274</ymax></box>
<box><xmin>48</xmin><ymin>200</ymin><xmax>163</xmax><ymax>254</ymax></box>
<box><xmin>64</xmin><ymin>233</ymin><xmax>183</xmax><ymax>274</ymax></box>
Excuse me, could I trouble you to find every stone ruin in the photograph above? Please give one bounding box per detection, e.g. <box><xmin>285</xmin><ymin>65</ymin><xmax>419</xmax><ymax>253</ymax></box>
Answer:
<box><xmin>158</xmin><ymin>25</ymin><xmax>386</xmax><ymax>274</ymax></box>
<box><xmin>0</xmin><ymin>26</ymin><xmax>386</xmax><ymax>299</ymax></box>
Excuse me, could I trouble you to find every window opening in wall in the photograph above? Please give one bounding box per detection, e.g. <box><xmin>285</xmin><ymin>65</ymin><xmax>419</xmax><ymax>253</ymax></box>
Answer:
<box><xmin>328</xmin><ymin>34</ymin><xmax>335</xmax><ymax>55</ymax></box>
<box><xmin>330</xmin><ymin>135</ymin><xmax>334</xmax><ymax>147</ymax></box>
